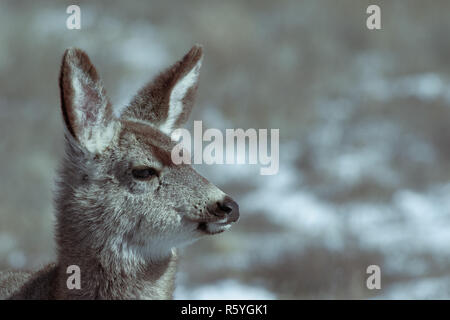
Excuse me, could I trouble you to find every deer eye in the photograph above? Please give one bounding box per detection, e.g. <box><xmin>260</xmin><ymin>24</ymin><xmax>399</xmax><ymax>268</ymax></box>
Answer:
<box><xmin>131</xmin><ymin>167</ymin><xmax>158</xmax><ymax>180</ymax></box>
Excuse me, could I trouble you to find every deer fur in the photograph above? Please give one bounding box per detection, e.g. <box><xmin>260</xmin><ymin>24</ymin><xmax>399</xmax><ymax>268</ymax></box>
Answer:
<box><xmin>0</xmin><ymin>45</ymin><xmax>239</xmax><ymax>300</ymax></box>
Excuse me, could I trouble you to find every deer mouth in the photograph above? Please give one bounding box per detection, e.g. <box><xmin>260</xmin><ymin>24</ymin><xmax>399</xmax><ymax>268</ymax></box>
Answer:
<box><xmin>192</xmin><ymin>197</ymin><xmax>239</xmax><ymax>235</ymax></box>
<box><xmin>197</xmin><ymin>220</ymin><xmax>233</xmax><ymax>235</ymax></box>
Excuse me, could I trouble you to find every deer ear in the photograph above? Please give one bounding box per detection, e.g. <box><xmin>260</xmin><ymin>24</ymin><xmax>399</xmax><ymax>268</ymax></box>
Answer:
<box><xmin>59</xmin><ymin>48</ymin><xmax>116</xmax><ymax>154</ymax></box>
<box><xmin>121</xmin><ymin>45</ymin><xmax>203</xmax><ymax>136</ymax></box>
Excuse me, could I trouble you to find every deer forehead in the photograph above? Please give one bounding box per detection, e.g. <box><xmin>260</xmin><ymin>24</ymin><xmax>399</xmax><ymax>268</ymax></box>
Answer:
<box><xmin>118</xmin><ymin>120</ymin><xmax>176</xmax><ymax>167</ymax></box>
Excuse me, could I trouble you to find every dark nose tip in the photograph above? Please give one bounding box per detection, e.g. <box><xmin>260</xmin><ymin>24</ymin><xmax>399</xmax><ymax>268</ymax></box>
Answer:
<box><xmin>214</xmin><ymin>196</ymin><xmax>240</xmax><ymax>222</ymax></box>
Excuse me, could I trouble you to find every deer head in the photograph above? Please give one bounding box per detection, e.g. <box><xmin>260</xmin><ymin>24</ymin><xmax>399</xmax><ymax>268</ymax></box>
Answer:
<box><xmin>56</xmin><ymin>45</ymin><xmax>239</xmax><ymax>266</ymax></box>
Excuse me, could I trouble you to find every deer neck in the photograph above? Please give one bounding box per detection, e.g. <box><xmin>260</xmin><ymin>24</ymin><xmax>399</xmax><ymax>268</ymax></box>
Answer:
<box><xmin>54</xmin><ymin>245</ymin><xmax>178</xmax><ymax>299</ymax></box>
<box><xmin>54</xmin><ymin>194</ymin><xmax>178</xmax><ymax>299</ymax></box>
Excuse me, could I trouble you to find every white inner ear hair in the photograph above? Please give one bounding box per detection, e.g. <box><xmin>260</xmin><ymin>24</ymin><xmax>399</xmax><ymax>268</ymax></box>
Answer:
<box><xmin>71</xmin><ymin>66</ymin><xmax>118</xmax><ymax>154</ymax></box>
<box><xmin>83</xmin><ymin>121</ymin><xmax>119</xmax><ymax>154</ymax></box>
<box><xmin>159</xmin><ymin>57</ymin><xmax>202</xmax><ymax>136</ymax></box>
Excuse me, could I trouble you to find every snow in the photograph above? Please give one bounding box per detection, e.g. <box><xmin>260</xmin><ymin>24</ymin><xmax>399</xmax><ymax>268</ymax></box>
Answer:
<box><xmin>379</xmin><ymin>277</ymin><xmax>450</xmax><ymax>300</ymax></box>
<box><xmin>175</xmin><ymin>279</ymin><xmax>276</xmax><ymax>300</ymax></box>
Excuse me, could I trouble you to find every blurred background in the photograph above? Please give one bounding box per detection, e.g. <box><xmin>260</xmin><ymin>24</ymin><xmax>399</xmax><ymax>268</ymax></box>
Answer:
<box><xmin>1</xmin><ymin>0</ymin><xmax>450</xmax><ymax>299</ymax></box>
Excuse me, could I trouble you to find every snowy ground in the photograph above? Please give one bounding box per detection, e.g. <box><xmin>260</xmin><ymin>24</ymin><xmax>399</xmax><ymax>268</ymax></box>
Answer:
<box><xmin>175</xmin><ymin>69</ymin><xmax>450</xmax><ymax>299</ymax></box>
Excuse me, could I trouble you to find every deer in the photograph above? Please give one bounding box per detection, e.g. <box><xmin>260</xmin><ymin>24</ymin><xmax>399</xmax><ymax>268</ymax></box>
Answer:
<box><xmin>0</xmin><ymin>45</ymin><xmax>239</xmax><ymax>299</ymax></box>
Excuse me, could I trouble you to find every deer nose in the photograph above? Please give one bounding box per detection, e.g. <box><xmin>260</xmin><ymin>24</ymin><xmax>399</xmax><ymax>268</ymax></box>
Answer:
<box><xmin>211</xmin><ymin>196</ymin><xmax>240</xmax><ymax>223</ymax></box>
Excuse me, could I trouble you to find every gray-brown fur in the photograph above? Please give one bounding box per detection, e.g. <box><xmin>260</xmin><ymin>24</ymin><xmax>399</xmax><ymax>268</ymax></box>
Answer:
<box><xmin>122</xmin><ymin>45</ymin><xmax>203</xmax><ymax>128</ymax></box>
<box><xmin>0</xmin><ymin>45</ymin><xmax>239</xmax><ymax>299</ymax></box>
